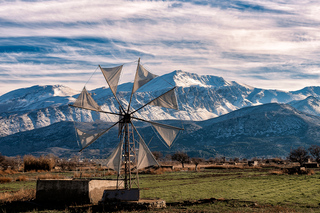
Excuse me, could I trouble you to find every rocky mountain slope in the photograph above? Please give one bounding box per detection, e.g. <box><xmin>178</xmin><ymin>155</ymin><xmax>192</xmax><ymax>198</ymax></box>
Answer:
<box><xmin>1</xmin><ymin>103</ymin><xmax>320</xmax><ymax>159</ymax></box>
<box><xmin>1</xmin><ymin>70</ymin><xmax>320</xmax><ymax>138</ymax></box>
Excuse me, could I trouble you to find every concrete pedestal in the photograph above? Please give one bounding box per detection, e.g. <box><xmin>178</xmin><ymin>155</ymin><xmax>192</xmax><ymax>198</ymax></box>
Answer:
<box><xmin>36</xmin><ymin>179</ymin><xmax>122</xmax><ymax>204</ymax></box>
<box><xmin>101</xmin><ymin>188</ymin><xmax>140</xmax><ymax>201</ymax></box>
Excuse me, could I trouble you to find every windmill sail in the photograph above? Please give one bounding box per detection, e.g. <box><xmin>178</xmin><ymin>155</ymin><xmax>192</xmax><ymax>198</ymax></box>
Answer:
<box><xmin>152</xmin><ymin>123</ymin><xmax>180</xmax><ymax>147</ymax></box>
<box><xmin>72</xmin><ymin>87</ymin><xmax>101</xmax><ymax>111</ymax></box>
<box><xmin>148</xmin><ymin>88</ymin><xmax>178</xmax><ymax>110</ymax></box>
<box><xmin>100</xmin><ymin>65</ymin><xmax>123</xmax><ymax>97</ymax></box>
<box><xmin>75</xmin><ymin>127</ymin><xmax>102</xmax><ymax>150</ymax></box>
<box><xmin>106</xmin><ymin>136</ymin><xmax>124</xmax><ymax>174</ymax></box>
<box><xmin>137</xmin><ymin>137</ymin><xmax>159</xmax><ymax>169</ymax></box>
<box><xmin>132</xmin><ymin>62</ymin><xmax>157</xmax><ymax>93</ymax></box>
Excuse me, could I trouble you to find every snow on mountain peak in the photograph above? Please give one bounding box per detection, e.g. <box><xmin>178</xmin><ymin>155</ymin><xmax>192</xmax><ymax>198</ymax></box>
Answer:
<box><xmin>0</xmin><ymin>85</ymin><xmax>78</xmax><ymax>113</ymax></box>
<box><xmin>289</xmin><ymin>96</ymin><xmax>320</xmax><ymax>116</ymax></box>
<box><xmin>51</xmin><ymin>85</ymin><xmax>79</xmax><ymax>97</ymax></box>
<box><xmin>171</xmin><ymin>70</ymin><xmax>231</xmax><ymax>88</ymax></box>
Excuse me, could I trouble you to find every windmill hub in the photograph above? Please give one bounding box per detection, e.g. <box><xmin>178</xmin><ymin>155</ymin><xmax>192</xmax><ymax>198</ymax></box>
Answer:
<box><xmin>121</xmin><ymin>113</ymin><xmax>131</xmax><ymax>123</ymax></box>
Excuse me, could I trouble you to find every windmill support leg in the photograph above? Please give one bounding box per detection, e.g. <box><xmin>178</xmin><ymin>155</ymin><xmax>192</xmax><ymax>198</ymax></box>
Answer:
<box><xmin>124</xmin><ymin>124</ymin><xmax>129</xmax><ymax>189</ymax></box>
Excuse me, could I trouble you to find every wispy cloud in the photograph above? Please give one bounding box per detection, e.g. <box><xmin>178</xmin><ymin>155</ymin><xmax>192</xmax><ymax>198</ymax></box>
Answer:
<box><xmin>1</xmin><ymin>0</ymin><xmax>320</xmax><ymax>95</ymax></box>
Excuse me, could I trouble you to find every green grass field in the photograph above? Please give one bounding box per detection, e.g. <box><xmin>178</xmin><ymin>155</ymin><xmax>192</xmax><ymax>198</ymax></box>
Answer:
<box><xmin>1</xmin><ymin>167</ymin><xmax>320</xmax><ymax>212</ymax></box>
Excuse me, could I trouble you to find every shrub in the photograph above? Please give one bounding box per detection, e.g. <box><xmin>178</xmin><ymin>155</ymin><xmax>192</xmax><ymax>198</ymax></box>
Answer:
<box><xmin>23</xmin><ymin>155</ymin><xmax>56</xmax><ymax>172</ymax></box>
<box><xmin>268</xmin><ymin>170</ymin><xmax>285</xmax><ymax>175</ymax></box>
<box><xmin>0</xmin><ymin>177</ymin><xmax>13</xmax><ymax>183</ymax></box>
<box><xmin>0</xmin><ymin>153</ymin><xmax>18</xmax><ymax>171</ymax></box>
<box><xmin>36</xmin><ymin>173</ymin><xmax>65</xmax><ymax>180</ymax></box>
<box><xmin>73</xmin><ymin>172</ymin><xmax>93</xmax><ymax>178</ymax></box>
<box><xmin>0</xmin><ymin>189</ymin><xmax>36</xmax><ymax>203</ymax></box>
<box><xmin>58</xmin><ymin>159</ymin><xmax>78</xmax><ymax>171</ymax></box>
<box><xmin>139</xmin><ymin>167</ymin><xmax>172</xmax><ymax>175</ymax></box>
<box><xmin>16</xmin><ymin>175</ymin><xmax>28</xmax><ymax>182</ymax></box>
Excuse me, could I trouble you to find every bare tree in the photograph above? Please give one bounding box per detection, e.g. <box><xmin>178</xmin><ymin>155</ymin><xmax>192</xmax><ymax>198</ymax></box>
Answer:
<box><xmin>152</xmin><ymin>151</ymin><xmax>163</xmax><ymax>160</ymax></box>
<box><xmin>0</xmin><ymin>153</ymin><xmax>16</xmax><ymax>171</ymax></box>
<box><xmin>172</xmin><ymin>152</ymin><xmax>190</xmax><ymax>168</ymax></box>
<box><xmin>309</xmin><ymin>145</ymin><xmax>320</xmax><ymax>163</ymax></box>
<box><xmin>191</xmin><ymin>157</ymin><xmax>204</xmax><ymax>171</ymax></box>
<box><xmin>233</xmin><ymin>157</ymin><xmax>240</xmax><ymax>163</ymax></box>
<box><xmin>288</xmin><ymin>147</ymin><xmax>309</xmax><ymax>166</ymax></box>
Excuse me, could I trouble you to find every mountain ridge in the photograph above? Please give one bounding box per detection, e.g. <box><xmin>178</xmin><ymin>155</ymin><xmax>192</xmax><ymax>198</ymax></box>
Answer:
<box><xmin>1</xmin><ymin>102</ymin><xmax>320</xmax><ymax>158</ymax></box>
<box><xmin>1</xmin><ymin>70</ymin><xmax>320</xmax><ymax>138</ymax></box>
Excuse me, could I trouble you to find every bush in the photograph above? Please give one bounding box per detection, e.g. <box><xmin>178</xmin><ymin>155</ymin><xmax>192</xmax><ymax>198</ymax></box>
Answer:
<box><xmin>268</xmin><ymin>170</ymin><xmax>285</xmax><ymax>175</ymax></box>
<box><xmin>58</xmin><ymin>158</ymin><xmax>78</xmax><ymax>171</ymax></box>
<box><xmin>16</xmin><ymin>175</ymin><xmax>28</xmax><ymax>182</ymax></box>
<box><xmin>23</xmin><ymin>155</ymin><xmax>56</xmax><ymax>172</ymax></box>
<box><xmin>0</xmin><ymin>153</ymin><xmax>17</xmax><ymax>171</ymax></box>
<box><xmin>0</xmin><ymin>177</ymin><xmax>13</xmax><ymax>183</ymax></box>
<box><xmin>0</xmin><ymin>189</ymin><xmax>35</xmax><ymax>203</ymax></box>
<box><xmin>36</xmin><ymin>173</ymin><xmax>65</xmax><ymax>180</ymax></box>
<box><xmin>140</xmin><ymin>167</ymin><xmax>172</xmax><ymax>175</ymax></box>
<box><xmin>282</xmin><ymin>167</ymin><xmax>315</xmax><ymax>175</ymax></box>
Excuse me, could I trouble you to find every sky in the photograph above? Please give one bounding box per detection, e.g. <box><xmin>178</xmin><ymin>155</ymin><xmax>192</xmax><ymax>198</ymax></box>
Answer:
<box><xmin>1</xmin><ymin>0</ymin><xmax>320</xmax><ymax>95</ymax></box>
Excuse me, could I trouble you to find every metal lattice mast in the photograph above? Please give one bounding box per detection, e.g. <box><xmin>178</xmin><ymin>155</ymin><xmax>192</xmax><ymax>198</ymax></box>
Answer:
<box><xmin>118</xmin><ymin>113</ymin><xmax>139</xmax><ymax>189</ymax></box>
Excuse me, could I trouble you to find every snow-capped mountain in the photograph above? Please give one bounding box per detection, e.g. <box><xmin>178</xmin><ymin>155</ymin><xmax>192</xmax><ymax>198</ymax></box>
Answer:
<box><xmin>289</xmin><ymin>96</ymin><xmax>320</xmax><ymax>117</ymax></box>
<box><xmin>1</xmin><ymin>70</ymin><xmax>320</xmax><ymax>138</ymax></box>
<box><xmin>177</xmin><ymin>103</ymin><xmax>320</xmax><ymax>158</ymax></box>
<box><xmin>0</xmin><ymin>85</ymin><xmax>78</xmax><ymax>113</ymax></box>
<box><xmin>2</xmin><ymin>103</ymin><xmax>320</xmax><ymax>158</ymax></box>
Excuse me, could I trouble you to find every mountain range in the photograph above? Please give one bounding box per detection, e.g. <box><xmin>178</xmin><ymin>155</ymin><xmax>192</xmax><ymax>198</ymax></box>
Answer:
<box><xmin>1</xmin><ymin>70</ymin><xmax>320</xmax><ymax>158</ymax></box>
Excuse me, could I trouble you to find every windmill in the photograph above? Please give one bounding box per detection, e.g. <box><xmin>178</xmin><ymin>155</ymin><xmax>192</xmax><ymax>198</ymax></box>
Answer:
<box><xmin>70</xmin><ymin>58</ymin><xmax>183</xmax><ymax>190</ymax></box>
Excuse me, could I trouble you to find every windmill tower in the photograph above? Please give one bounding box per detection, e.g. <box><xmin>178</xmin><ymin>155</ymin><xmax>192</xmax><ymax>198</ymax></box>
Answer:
<box><xmin>70</xmin><ymin>58</ymin><xmax>183</xmax><ymax>190</ymax></box>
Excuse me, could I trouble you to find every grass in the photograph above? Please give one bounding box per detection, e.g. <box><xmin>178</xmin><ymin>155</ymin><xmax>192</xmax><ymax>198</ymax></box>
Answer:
<box><xmin>0</xmin><ymin>181</ymin><xmax>36</xmax><ymax>193</ymax></box>
<box><xmin>1</xmin><ymin>167</ymin><xmax>320</xmax><ymax>212</ymax></box>
<box><xmin>140</xmin><ymin>168</ymin><xmax>320</xmax><ymax>208</ymax></box>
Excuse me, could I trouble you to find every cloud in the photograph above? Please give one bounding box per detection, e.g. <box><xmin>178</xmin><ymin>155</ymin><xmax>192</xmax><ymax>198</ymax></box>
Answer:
<box><xmin>0</xmin><ymin>0</ymin><xmax>320</xmax><ymax>95</ymax></box>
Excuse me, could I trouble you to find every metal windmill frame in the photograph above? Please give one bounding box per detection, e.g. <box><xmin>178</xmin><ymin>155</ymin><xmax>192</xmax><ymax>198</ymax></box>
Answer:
<box><xmin>70</xmin><ymin>58</ymin><xmax>183</xmax><ymax>189</ymax></box>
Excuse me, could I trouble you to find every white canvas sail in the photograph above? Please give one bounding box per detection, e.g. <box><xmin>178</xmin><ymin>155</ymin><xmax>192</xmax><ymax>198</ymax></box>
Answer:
<box><xmin>148</xmin><ymin>88</ymin><xmax>178</xmax><ymax>110</ymax></box>
<box><xmin>137</xmin><ymin>137</ymin><xmax>159</xmax><ymax>169</ymax></box>
<box><xmin>152</xmin><ymin>123</ymin><xmax>180</xmax><ymax>147</ymax></box>
<box><xmin>132</xmin><ymin>62</ymin><xmax>157</xmax><ymax>93</ymax></box>
<box><xmin>75</xmin><ymin>127</ymin><xmax>101</xmax><ymax>150</ymax></box>
<box><xmin>72</xmin><ymin>87</ymin><xmax>101</xmax><ymax>111</ymax></box>
<box><xmin>100</xmin><ymin>65</ymin><xmax>123</xmax><ymax>97</ymax></box>
<box><xmin>106</xmin><ymin>137</ymin><xmax>124</xmax><ymax>174</ymax></box>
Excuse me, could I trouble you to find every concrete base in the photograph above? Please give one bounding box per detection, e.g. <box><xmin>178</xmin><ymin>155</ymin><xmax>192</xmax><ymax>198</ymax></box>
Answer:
<box><xmin>36</xmin><ymin>179</ymin><xmax>123</xmax><ymax>204</ymax></box>
<box><xmin>101</xmin><ymin>188</ymin><xmax>140</xmax><ymax>201</ymax></box>
<box><xmin>100</xmin><ymin>198</ymin><xmax>166</xmax><ymax>210</ymax></box>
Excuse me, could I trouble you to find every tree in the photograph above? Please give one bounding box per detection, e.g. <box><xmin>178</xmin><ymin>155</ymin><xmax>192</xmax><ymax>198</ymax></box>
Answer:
<box><xmin>172</xmin><ymin>152</ymin><xmax>190</xmax><ymax>168</ymax></box>
<box><xmin>309</xmin><ymin>145</ymin><xmax>320</xmax><ymax>163</ymax></box>
<box><xmin>233</xmin><ymin>157</ymin><xmax>240</xmax><ymax>163</ymax></box>
<box><xmin>0</xmin><ymin>153</ymin><xmax>16</xmax><ymax>171</ymax></box>
<box><xmin>288</xmin><ymin>147</ymin><xmax>309</xmax><ymax>166</ymax></box>
<box><xmin>0</xmin><ymin>153</ymin><xmax>5</xmax><ymax>170</ymax></box>
<box><xmin>152</xmin><ymin>151</ymin><xmax>163</xmax><ymax>160</ymax></box>
<box><xmin>191</xmin><ymin>157</ymin><xmax>204</xmax><ymax>171</ymax></box>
